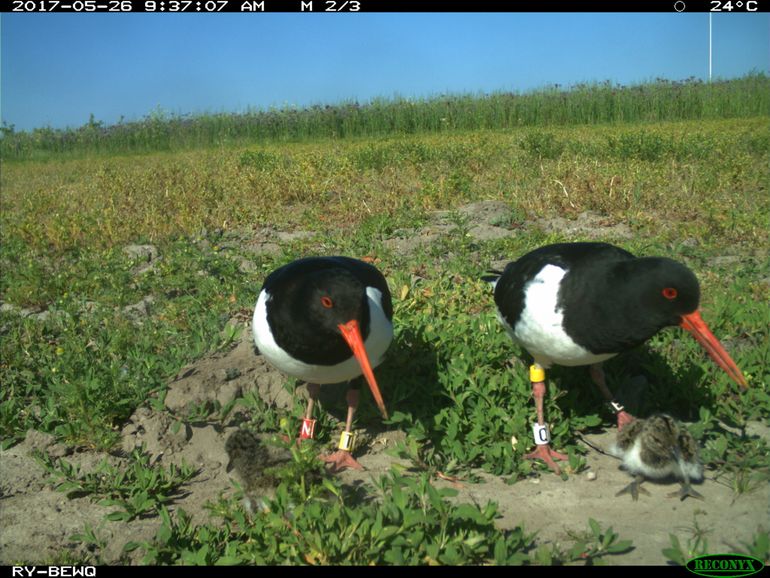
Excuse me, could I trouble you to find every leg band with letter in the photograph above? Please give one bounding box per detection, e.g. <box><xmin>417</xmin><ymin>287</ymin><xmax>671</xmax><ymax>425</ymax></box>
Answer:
<box><xmin>300</xmin><ymin>418</ymin><xmax>316</xmax><ymax>440</ymax></box>
<box><xmin>532</xmin><ymin>423</ymin><xmax>551</xmax><ymax>446</ymax></box>
<box><xmin>338</xmin><ymin>431</ymin><xmax>355</xmax><ymax>452</ymax></box>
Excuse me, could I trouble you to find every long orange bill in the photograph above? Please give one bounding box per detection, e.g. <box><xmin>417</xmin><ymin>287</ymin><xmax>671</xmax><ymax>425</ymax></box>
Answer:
<box><xmin>680</xmin><ymin>310</ymin><xmax>747</xmax><ymax>389</ymax></box>
<box><xmin>338</xmin><ymin>319</ymin><xmax>389</xmax><ymax>420</ymax></box>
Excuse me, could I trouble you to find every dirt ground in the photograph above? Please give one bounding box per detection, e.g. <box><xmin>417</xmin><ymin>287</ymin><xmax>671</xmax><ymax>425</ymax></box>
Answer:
<box><xmin>2</xmin><ymin>202</ymin><xmax>768</xmax><ymax>566</ymax></box>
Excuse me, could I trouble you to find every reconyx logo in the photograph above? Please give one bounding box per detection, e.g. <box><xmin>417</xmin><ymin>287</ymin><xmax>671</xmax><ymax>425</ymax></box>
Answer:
<box><xmin>686</xmin><ymin>554</ymin><xmax>764</xmax><ymax>578</ymax></box>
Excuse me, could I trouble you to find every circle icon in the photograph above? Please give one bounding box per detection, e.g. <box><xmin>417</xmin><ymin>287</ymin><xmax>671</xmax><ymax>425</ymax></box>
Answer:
<box><xmin>674</xmin><ymin>0</ymin><xmax>686</xmax><ymax>10</ymax></box>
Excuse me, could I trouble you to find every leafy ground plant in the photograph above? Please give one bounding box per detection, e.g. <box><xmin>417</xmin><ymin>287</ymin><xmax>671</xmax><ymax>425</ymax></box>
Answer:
<box><xmin>126</xmin><ymin>427</ymin><xmax>634</xmax><ymax>566</ymax></box>
<box><xmin>130</xmin><ymin>451</ymin><xmax>540</xmax><ymax>565</ymax></box>
<box><xmin>663</xmin><ymin>511</ymin><xmax>770</xmax><ymax>565</ymax></box>
<box><xmin>533</xmin><ymin>518</ymin><xmax>634</xmax><ymax>565</ymax></box>
<box><xmin>36</xmin><ymin>447</ymin><xmax>197</xmax><ymax>521</ymax></box>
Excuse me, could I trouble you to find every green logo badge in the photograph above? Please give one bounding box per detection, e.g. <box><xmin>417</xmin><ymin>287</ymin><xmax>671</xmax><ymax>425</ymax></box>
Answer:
<box><xmin>686</xmin><ymin>554</ymin><xmax>765</xmax><ymax>578</ymax></box>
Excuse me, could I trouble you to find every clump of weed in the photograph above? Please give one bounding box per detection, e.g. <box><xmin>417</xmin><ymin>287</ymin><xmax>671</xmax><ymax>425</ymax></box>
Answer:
<box><xmin>521</xmin><ymin>131</ymin><xmax>565</xmax><ymax>159</ymax></box>
<box><xmin>36</xmin><ymin>447</ymin><xmax>197</xmax><ymax>521</ymax></box>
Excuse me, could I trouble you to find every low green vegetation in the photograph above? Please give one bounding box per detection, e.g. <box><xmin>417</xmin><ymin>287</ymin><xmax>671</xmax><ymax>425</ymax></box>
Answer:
<box><xmin>2</xmin><ymin>118</ymin><xmax>767</xmax><ymax>256</ymax></box>
<box><xmin>101</xmin><ymin>432</ymin><xmax>633</xmax><ymax>565</ymax></box>
<box><xmin>663</xmin><ymin>512</ymin><xmax>769</xmax><ymax>565</ymax></box>
<box><xmin>36</xmin><ymin>447</ymin><xmax>197</xmax><ymax>522</ymax></box>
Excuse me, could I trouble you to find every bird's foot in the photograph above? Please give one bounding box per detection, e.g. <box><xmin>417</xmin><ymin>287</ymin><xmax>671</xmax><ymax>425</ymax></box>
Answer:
<box><xmin>616</xmin><ymin>477</ymin><xmax>650</xmax><ymax>501</ymax></box>
<box><xmin>617</xmin><ymin>411</ymin><xmax>636</xmax><ymax>432</ymax></box>
<box><xmin>668</xmin><ymin>483</ymin><xmax>704</xmax><ymax>502</ymax></box>
<box><xmin>320</xmin><ymin>450</ymin><xmax>364</xmax><ymax>473</ymax></box>
<box><xmin>524</xmin><ymin>444</ymin><xmax>568</xmax><ymax>475</ymax></box>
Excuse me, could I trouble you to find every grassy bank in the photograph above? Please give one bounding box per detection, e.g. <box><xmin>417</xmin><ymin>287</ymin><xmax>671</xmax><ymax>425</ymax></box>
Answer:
<box><xmin>2</xmin><ymin>74</ymin><xmax>768</xmax><ymax>161</ymax></box>
<box><xmin>2</xmin><ymin>117</ymin><xmax>767</xmax><ymax>260</ymax></box>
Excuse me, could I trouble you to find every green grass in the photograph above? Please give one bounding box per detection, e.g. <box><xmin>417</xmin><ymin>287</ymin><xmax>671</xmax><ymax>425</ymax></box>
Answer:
<box><xmin>2</xmin><ymin>74</ymin><xmax>768</xmax><ymax>161</ymax></box>
<box><xmin>2</xmin><ymin>117</ymin><xmax>767</xmax><ymax>256</ymax></box>
<box><xmin>0</xmin><ymin>240</ymin><xmax>243</xmax><ymax>448</ymax></box>
<box><xmin>1</xmin><ymin>88</ymin><xmax>769</xmax><ymax>564</ymax></box>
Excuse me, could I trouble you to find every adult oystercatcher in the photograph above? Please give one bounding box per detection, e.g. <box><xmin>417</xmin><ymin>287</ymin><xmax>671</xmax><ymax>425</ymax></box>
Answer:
<box><xmin>485</xmin><ymin>242</ymin><xmax>747</xmax><ymax>474</ymax></box>
<box><xmin>609</xmin><ymin>413</ymin><xmax>704</xmax><ymax>501</ymax></box>
<box><xmin>253</xmin><ymin>256</ymin><xmax>393</xmax><ymax>472</ymax></box>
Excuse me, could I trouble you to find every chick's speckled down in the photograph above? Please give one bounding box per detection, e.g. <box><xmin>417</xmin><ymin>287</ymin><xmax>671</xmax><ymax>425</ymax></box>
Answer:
<box><xmin>611</xmin><ymin>413</ymin><xmax>704</xmax><ymax>501</ymax></box>
<box><xmin>225</xmin><ymin>429</ymin><xmax>291</xmax><ymax>512</ymax></box>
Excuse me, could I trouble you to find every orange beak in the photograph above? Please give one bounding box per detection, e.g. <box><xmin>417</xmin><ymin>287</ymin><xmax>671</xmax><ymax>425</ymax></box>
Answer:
<box><xmin>338</xmin><ymin>319</ymin><xmax>389</xmax><ymax>419</ymax></box>
<box><xmin>680</xmin><ymin>310</ymin><xmax>747</xmax><ymax>389</ymax></box>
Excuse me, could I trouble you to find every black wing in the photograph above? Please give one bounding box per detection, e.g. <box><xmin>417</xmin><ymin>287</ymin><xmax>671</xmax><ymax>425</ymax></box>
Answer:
<box><xmin>493</xmin><ymin>242</ymin><xmax>635</xmax><ymax>329</ymax></box>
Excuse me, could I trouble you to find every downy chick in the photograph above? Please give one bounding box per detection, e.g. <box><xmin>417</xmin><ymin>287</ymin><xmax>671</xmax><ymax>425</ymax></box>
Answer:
<box><xmin>610</xmin><ymin>413</ymin><xmax>703</xmax><ymax>501</ymax></box>
<box><xmin>225</xmin><ymin>428</ymin><xmax>285</xmax><ymax>513</ymax></box>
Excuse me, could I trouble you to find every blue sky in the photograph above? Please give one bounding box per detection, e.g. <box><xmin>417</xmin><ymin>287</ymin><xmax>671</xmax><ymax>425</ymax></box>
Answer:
<box><xmin>1</xmin><ymin>12</ymin><xmax>768</xmax><ymax>132</ymax></box>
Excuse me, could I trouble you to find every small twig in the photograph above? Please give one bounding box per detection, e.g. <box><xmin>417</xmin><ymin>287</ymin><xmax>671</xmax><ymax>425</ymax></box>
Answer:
<box><xmin>435</xmin><ymin>471</ymin><xmax>465</xmax><ymax>488</ymax></box>
<box><xmin>553</xmin><ymin>179</ymin><xmax>576</xmax><ymax>208</ymax></box>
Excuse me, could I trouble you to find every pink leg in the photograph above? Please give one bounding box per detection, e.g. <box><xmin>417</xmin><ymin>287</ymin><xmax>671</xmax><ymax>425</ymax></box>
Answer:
<box><xmin>305</xmin><ymin>383</ymin><xmax>320</xmax><ymax>420</ymax></box>
<box><xmin>320</xmin><ymin>388</ymin><xmax>365</xmax><ymax>473</ymax></box>
<box><xmin>524</xmin><ymin>373</ymin><xmax>568</xmax><ymax>474</ymax></box>
<box><xmin>589</xmin><ymin>364</ymin><xmax>635</xmax><ymax>431</ymax></box>
<box><xmin>297</xmin><ymin>383</ymin><xmax>321</xmax><ymax>441</ymax></box>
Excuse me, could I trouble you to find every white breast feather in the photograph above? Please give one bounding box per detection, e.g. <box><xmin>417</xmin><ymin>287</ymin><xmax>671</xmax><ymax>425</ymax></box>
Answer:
<box><xmin>620</xmin><ymin>438</ymin><xmax>677</xmax><ymax>479</ymax></box>
<box><xmin>509</xmin><ymin>264</ymin><xmax>616</xmax><ymax>368</ymax></box>
<box><xmin>677</xmin><ymin>456</ymin><xmax>704</xmax><ymax>482</ymax></box>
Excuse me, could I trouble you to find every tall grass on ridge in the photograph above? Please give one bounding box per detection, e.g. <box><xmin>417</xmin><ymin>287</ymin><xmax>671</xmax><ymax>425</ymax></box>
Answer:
<box><xmin>1</xmin><ymin>75</ymin><xmax>768</xmax><ymax>160</ymax></box>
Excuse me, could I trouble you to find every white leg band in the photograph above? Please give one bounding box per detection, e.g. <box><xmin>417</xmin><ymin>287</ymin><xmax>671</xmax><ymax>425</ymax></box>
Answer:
<box><xmin>532</xmin><ymin>423</ymin><xmax>551</xmax><ymax>445</ymax></box>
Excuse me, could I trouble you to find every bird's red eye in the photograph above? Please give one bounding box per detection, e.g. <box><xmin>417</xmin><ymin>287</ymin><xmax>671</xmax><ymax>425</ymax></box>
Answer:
<box><xmin>662</xmin><ymin>287</ymin><xmax>678</xmax><ymax>300</ymax></box>
<box><xmin>321</xmin><ymin>296</ymin><xmax>334</xmax><ymax>308</ymax></box>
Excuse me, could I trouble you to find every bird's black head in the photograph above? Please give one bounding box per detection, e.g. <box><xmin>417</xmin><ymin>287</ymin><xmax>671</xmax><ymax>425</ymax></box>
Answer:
<box><xmin>301</xmin><ymin>268</ymin><xmax>369</xmax><ymax>337</ymax></box>
<box><xmin>629</xmin><ymin>257</ymin><xmax>701</xmax><ymax>328</ymax></box>
<box><xmin>574</xmin><ymin>257</ymin><xmax>702</xmax><ymax>353</ymax></box>
<box><xmin>614</xmin><ymin>257</ymin><xmax>746</xmax><ymax>388</ymax></box>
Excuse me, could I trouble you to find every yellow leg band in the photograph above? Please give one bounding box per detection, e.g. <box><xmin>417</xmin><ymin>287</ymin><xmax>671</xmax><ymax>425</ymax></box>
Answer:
<box><xmin>530</xmin><ymin>364</ymin><xmax>545</xmax><ymax>382</ymax></box>
<box><xmin>338</xmin><ymin>431</ymin><xmax>356</xmax><ymax>452</ymax></box>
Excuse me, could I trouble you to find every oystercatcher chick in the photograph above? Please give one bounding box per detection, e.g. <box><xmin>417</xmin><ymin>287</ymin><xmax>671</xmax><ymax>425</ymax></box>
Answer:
<box><xmin>225</xmin><ymin>429</ymin><xmax>289</xmax><ymax>513</ymax></box>
<box><xmin>610</xmin><ymin>413</ymin><xmax>704</xmax><ymax>501</ymax></box>
<box><xmin>485</xmin><ymin>242</ymin><xmax>747</xmax><ymax>474</ymax></box>
<box><xmin>253</xmin><ymin>256</ymin><xmax>393</xmax><ymax>473</ymax></box>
